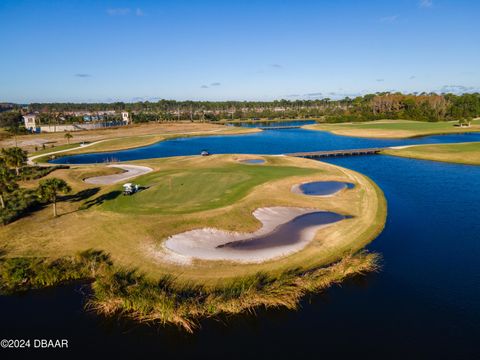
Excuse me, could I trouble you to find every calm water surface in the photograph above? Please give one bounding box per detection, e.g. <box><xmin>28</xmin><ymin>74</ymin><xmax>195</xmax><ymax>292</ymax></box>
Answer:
<box><xmin>297</xmin><ymin>181</ymin><xmax>354</xmax><ymax>196</ymax></box>
<box><xmin>229</xmin><ymin>119</ymin><xmax>317</xmax><ymax>128</ymax></box>
<box><xmin>3</xmin><ymin>130</ymin><xmax>480</xmax><ymax>359</ymax></box>
<box><xmin>238</xmin><ymin>159</ymin><xmax>266</xmax><ymax>164</ymax></box>
<box><xmin>218</xmin><ymin>211</ymin><xmax>344</xmax><ymax>250</ymax></box>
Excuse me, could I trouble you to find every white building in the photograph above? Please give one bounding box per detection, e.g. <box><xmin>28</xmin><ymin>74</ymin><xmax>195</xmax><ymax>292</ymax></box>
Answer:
<box><xmin>23</xmin><ymin>114</ymin><xmax>37</xmax><ymax>131</ymax></box>
<box><xmin>121</xmin><ymin>111</ymin><xmax>131</xmax><ymax>124</ymax></box>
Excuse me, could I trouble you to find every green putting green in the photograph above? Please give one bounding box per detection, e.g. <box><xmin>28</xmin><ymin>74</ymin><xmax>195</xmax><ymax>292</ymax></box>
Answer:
<box><xmin>100</xmin><ymin>164</ymin><xmax>317</xmax><ymax>214</ymax></box>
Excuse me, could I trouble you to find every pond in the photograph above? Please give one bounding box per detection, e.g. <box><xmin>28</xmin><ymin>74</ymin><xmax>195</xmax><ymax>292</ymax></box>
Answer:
<box><xmin>293</xmin><ymin>181</ymin><xmax>354</xmax><ymax>196</ymax></box>
<box><xmin>227</xmin><ymin>119</ymin><xmax>317</xmax><ymax>128</ymax></box>
<box><xmin>3</xmin><ymin>129</ymin><xmax>480</xmax><ymax>358</ymax></box>
<box><xmin>239</xmin><ymin>159</ymin><xmax>266</xmax><ymax>164</ymax></box>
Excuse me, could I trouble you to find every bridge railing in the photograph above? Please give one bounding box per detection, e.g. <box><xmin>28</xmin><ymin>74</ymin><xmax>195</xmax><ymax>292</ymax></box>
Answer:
<box><xmin>285</xmin><ymin>148</ymin><xmax>384</xmax><ymax>158</ymax></box>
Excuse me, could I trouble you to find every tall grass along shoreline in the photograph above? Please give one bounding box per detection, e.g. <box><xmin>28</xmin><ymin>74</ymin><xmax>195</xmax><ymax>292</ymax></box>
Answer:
<box><xmin>0</xmin><ymin>250</ymin><xmax>380</xmax><ymax>332</ymax></box>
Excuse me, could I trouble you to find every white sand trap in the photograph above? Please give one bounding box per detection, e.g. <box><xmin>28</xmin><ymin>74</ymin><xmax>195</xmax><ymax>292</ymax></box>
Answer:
<box><xmin>161</xmin><ymin>207</ymin><xmax>345</xmax><ymax>264</ymax></box>
<box><xmin>84</xmin><ymin>164</ymin><xmax>152</xmax><ymax>185</ymax></box>
<box><xmin>388</xmin><ymin>145</ymin><xmax>414</xmax><ymax>149</ymax></box>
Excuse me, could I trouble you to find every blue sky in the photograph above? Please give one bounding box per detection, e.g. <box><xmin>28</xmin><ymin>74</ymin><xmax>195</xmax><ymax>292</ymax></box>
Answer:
<box><xmin>0</xmin><ymin>0</ymin><xmax>479</xmax><ymax>103</ymax></box>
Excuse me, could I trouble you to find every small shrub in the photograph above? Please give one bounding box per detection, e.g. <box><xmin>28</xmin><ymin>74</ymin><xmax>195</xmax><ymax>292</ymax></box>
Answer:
<box><xmin>0</xmin><ymin>250</ymin><xmax>112</xmax><ymax>294</ymax></box>
<box><xmin>0</xmin><ymin>189</ymin><xmax>40</xmax><ymax>225</ymax></box>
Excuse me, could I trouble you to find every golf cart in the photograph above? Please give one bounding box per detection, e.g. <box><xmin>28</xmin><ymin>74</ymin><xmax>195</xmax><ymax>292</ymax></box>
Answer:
<box><xmin>123</xmin><ymin>182</ymin><xmax>139</xmax><ymax>196</ymax></box>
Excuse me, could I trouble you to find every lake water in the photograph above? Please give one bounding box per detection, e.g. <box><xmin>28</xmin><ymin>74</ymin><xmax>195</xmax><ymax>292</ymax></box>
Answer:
<box><xmin>3</xmin><ymin>129</ymin><xmax>480</xmax><ymax>359</ymax></box>
<box><xmin>238</xmin><ymin>159</ymin><xmax>266</xmax><ymax>164</ymax></box>
<box><xmin>50</xmin><ymin>128</ymin><xmax>480</xmax><ymax>164</ymax></box>
<box><xmin>228</xmin><ymin>119</ymin><xmax>317</xmax><ymax>128</ymax></box>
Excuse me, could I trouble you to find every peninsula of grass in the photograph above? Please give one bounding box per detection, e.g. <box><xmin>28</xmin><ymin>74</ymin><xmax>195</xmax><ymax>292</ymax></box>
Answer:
<box><xmin>29</xmin><ymin>125</ymin><xmax>260</xmax><ymax>164</ymax></box>
<box><xmin>0</xmin><ymin>154</ymin><xmax>386</xmax><ymax>331</ymax></box>
<box><xmin>2</xmin><ymin>122</ymin><xmax>261</xmax><ymax>155</ymax></box>
<box><xmin>383</xmin><ymin>141</ymin><xmax>480</xmax><ymax>165</ymax></box>
<box><xmin>29</xmin><ymin>142</ymin><xmax>81</xmax><ymax>156</ymax></box>
<box><xmin>304</xmin><ymin>119</ymin><xmax>480</xmax><ymax>139</ymax></box>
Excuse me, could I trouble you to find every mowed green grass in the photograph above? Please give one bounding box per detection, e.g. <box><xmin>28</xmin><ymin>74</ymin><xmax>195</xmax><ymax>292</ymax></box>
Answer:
<box><xmin>100</xmin><ymin>164</ymin><xmax>317</xmax><ymax>214</ymax></box>
<box><xmin>305</xmin><ymin>119</ymin><xmax>480</xmax><ymax>138</ymax></box>
<box><xmin>330</xmin><ymin>119</ymin><xmax>479</xmax><ymax>130</ymax></box>
<box><xmin>30</xmin><ymin>142</ymin><xmax>81</xmax><ymax>156</ymax></box>
<box><xmin>384</xmin><ymin>141</ymin><xmax>480</xmax><ymax>165</ymax></box>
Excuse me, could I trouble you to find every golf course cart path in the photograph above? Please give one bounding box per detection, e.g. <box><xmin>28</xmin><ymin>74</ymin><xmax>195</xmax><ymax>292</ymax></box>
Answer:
<box><xmin>27</xmin><ymin>140</ymin><xmax>107</xmax><ymax>165</ymax></box>
<box><xmin>160</xmin><ymin>207</ymin><xmax>345</xmax><ymax>265</ymax></box>
<box><xmin>84</xmin><ymin>164</ymin><xmax>153</xmax><ymax>185</ymax></box>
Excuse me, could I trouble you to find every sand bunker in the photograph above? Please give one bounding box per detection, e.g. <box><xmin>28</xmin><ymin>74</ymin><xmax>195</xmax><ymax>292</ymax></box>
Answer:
<box><xmin>161</xmin><ymin>207</ymin><xmax>344</xmax><ymax>264</ymax></box>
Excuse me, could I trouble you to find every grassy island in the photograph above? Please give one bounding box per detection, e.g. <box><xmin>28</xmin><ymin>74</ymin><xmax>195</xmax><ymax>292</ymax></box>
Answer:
<box><xmin>383</xmin><ymin>141</ymin><xmax>480</xmax><ymax>166</ymax></box>
<box><xmin>0</xmin><ymin>154</ymin><xmax>386</xmax><ymax>331</ymax></box>
<box><xmin>304</xmin><ymin>119</ymin><xmax>480</xmax><ymax>139</ymax></box>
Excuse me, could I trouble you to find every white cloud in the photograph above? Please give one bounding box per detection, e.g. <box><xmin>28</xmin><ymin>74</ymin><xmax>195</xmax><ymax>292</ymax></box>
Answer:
<box><xmin>135</xmin><ymin>8</ymin><xmax>144</xmax><ymax>16</ymax></box>
<box><xmin>380</xmin><ymin>15</ymin><xmax>398</xmax><ymax>24</ymax></box>
<box><xmin>107</xmin><ymin>8</ymin><xmax>131</xmax><ymax>16</ymax></box>
<box><xmin>419</xmin><ymin>0</ymin><xmax>433</xmax><ymax>8</ymax></box>
<box><xmin>439</xmin><ymin>85</ymin><xmax>479</xmax><ymax>94</ymax></box>
<box><xmin>305</xmin><ymin>92</ymin><xmax>323</xmax><ymax>98</ymax></box>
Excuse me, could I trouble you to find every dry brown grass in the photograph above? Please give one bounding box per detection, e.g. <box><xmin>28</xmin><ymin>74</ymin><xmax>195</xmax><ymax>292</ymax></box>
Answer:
<box><xmin>88</xmin><ymin>251</ymin><xmax>380</xmax><ymax>332</ymax></box>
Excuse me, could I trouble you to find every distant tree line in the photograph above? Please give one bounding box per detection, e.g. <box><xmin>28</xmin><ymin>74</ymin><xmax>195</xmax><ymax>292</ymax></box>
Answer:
<box><xmin>324</xmin><ymin>93</ymin><xmax>480</xmax><ymax>122</ymax></box>
<box><xmin>3</xmin><ymin>92</ymin><xmax>480</xmax><ymax>125</ymax></box>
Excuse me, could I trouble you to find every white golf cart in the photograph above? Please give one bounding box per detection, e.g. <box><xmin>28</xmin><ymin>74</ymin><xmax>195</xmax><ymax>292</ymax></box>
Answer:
<box><xmin>123</xmin><ymin>182</ymin><xmax>139</xmax><ymax>196</ymax></box>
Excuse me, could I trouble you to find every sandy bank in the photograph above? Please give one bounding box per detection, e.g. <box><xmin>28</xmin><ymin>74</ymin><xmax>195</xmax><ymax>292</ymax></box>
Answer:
<box><xmin>160</xmin><ymin>207</ymin><xmax>345</xmax><ymax>265</ymax></box>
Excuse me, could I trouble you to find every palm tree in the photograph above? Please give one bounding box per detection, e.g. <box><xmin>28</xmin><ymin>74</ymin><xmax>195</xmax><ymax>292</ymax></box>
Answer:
<box><xmin>37</xmin><ymin>178</ymin><xmax>71</xmax><ymax>217</ymax></box>
<box><xmin>3</xmin><ymin>112</ymin><xmax>23</xmax><ymax>147</ymax></box>
<box><xmin>1</xmin><ymin>147</ymin><xmax>27</xmax><ymax>176</ymax></box>
<box><xmin>64</xmin><ymin>132</ymin><xmax>73</xmax><ymax>144</ymax></box>
<box><xmin>0</xmin><ymin>160</ymin><xmax>18</xmax><ymax>209</ymax></box>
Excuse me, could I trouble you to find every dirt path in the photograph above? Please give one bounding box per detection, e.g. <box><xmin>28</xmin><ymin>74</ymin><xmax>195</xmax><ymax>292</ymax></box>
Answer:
<box><xmin>27</xmin><ymin>140</ymin><xmax>107</xmax><ymax>165</ymax></box>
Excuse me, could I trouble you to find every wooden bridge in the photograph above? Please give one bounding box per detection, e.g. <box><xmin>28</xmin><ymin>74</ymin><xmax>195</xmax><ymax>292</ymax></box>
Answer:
<box><xmin>286</xmin><ymin>147</ymin><xmax>384</xmax><ymax>158</ymax></box>
<box><xmin>258</xmin><ymin>125</ymin><xmax>302</xmax><ymax>130</ymax></box>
